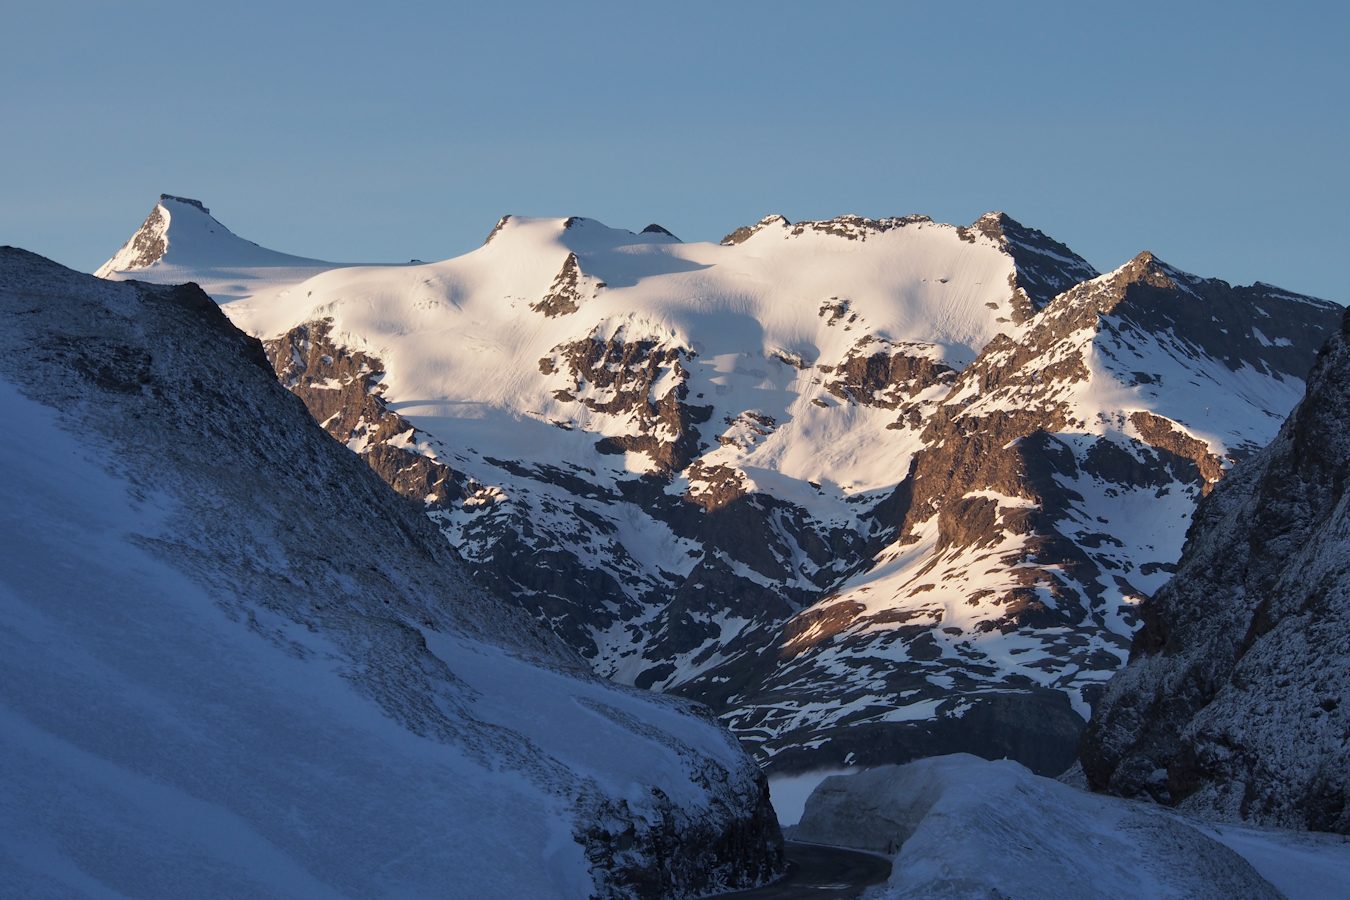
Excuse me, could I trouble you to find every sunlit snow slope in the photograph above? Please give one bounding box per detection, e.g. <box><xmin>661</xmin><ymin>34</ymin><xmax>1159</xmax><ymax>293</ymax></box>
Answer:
<box><xmin>97</xmin><ymin>199</ymin><xmax>1341</xmax><ymax>777</ymax></box>
<box><xmin>95</xmin><ymin>194</ymin><xmax>380</xmax><ymax>304</ymax></box>
<box><xmin>2</xmin><ymin>248</ymin><xmax>781</xmax><ymax>898</ymax></box>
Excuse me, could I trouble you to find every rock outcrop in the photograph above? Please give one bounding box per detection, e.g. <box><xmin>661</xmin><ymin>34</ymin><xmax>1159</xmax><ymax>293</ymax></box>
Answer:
<box><xmin>265</xmin><ymin>318</ymin><xmax>468</xmax><ymax>508</ymax></box>
<box><xmin>1082</xmin><ymin>306</ymin><xmax>1350</xmax><ymax>834</ymax></box>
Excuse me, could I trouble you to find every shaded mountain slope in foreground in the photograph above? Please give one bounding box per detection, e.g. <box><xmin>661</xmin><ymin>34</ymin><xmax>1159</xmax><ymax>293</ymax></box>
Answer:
<box><xmin>1083</xmin><ymin>306</ymin><xmax>1350</xmax><ymax>834</ymax></box>
<box><xmin>0</xmin><ymin>248</ymin><xmax>781</xmax><ymax>897</ymax></box>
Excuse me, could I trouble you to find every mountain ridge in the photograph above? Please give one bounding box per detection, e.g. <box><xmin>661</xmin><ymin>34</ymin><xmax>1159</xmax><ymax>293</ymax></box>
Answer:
<box><xmin>95</xmin><ymin>197</ymin><xmax>1342</xmax><ymax>779</ymax></box>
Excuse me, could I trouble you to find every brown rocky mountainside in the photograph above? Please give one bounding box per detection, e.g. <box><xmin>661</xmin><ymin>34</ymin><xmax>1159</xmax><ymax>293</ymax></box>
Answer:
<box><xmin>701</xmin><ymin>252</ymin><xmax>1342</xmax><ymax>776</ymax></box>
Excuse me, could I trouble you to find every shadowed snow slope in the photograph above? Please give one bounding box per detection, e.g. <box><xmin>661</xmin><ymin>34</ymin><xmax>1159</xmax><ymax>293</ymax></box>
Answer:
<box><xmin>97</xmin><ymin>199</ymin><xmax>1341</xmax><ymax>779</ymax></box>
<box><xmin>793</xmin><ymin>756</ymin><xmax>1350</xmax><ymax>899</ymax></box>
<box><xmin>0</xmin><ymin>248</ymin><xmax>781</xmax><ymax>898</ymax></box>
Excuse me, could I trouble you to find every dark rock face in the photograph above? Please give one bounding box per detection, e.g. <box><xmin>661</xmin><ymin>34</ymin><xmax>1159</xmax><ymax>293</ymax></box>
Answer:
<box><xmin>581</xmin><ymin>736</ymin><xmax>783</xmax><ymax>897</ymax></box>
<box><xmin>1130</xmin><ymin>410</ymin><xmax>1225</xmax><ymax>489</ymax></box>
<box><xmin>819</xmin><ymin>337</ymin><xmax>956</xmax><ymax>418</ymax></box>
<box><xmin>958</xmin><ymin>211</ymin><xmax>1100</xmax><ymax>315</ymax></box>
<box><xmin>533</xmin><ymin>252</ymin><xmax>605</xmax><ymax>317</ymax></box>
<box><xmin>264</xmin><ymin>319</ymin><xmax>468</xmax><ymax>508</ymax></box>
<box><xmin>109</xmin><ymin>203</ymin><xmax>168</xmax><ymax>269</ymax></box>
<box><xmin>160</xmin><ymin>193</ymin><xmax>209</xmax><ymax>213</ymax></box>
<box><xmin>542</xmin><ymin>328</ymin><xmax>710</xmax><ymax>472</ymax></box>
<box><xmin>1081</xmin><ymin>307</ymin><xmax>1350</xmax><ymax>834</ymax></box>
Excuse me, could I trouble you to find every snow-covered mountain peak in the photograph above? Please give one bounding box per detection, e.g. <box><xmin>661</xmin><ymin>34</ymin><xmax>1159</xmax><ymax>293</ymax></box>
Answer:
<box><xmin>479</xmin><ymin>214</ymin><xmax>682</xmax><ymax>257</ymax></box>
<box><xmin>962</xmin><ymin>211</ymin><xmax>1101</xmax><ymax>310</ymax></box>
<box><xmin>90</xmin><ymin>194</ymin><xmax>1343</xmax><ymax>784</ymax></box>
<box><xmin>720</xmin><ymin>214</ymin><xmax>792</xmax><ymax>245</ymax></box>
<box><xmin>95</xmin><ymin>193</ymin><xmax>307</xmax><ymax>277</ymax></box>
<box><xmin>96</xmin><ymin>194</ymin><xmax>357</xmax><ymax>304</ymax></box>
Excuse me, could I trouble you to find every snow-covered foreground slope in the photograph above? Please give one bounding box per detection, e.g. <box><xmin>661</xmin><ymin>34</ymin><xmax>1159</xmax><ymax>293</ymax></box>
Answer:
<box><xmin>0</xmin><ymin>248</ymin><xmax>781</xmax><ymax>897</ymax></box>
<box><xmin>1083</xmin><ymin>305</ymin><xmax>1350</xmax><ymax>834</ymax></box>
<box><xmin>792</xmin><ymin>756</ymin><xmax>1350</xmax><ymax>899</ymax></box>
<box><xmin>96</xmin><ymin>198</ymin><xmax>1342</xmax><ymax>780</ymax></box>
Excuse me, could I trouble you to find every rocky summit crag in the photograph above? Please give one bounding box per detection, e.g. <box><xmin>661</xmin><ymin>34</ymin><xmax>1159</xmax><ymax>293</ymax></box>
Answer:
<box><xmin>97</xmin><ymin>197</ymin><xmax>1342</xmax><ymax>778</ymax></box>
<box><xmin>1081</xmin><ymin>305</ymin><xmax>1350</xmax><ymax>834</ymax></box>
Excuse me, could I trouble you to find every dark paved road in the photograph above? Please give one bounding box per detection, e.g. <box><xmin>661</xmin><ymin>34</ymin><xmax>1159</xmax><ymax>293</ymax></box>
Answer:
<box><xmin>717</xmin><ymin>840</ymin><xmax>892</xmax><ymax>898</ymax></box>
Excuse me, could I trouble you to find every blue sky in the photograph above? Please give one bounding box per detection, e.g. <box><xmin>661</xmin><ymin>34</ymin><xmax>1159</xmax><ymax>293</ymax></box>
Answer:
<box><xmin>4</xmin><ymin>1</ymin><xmax>1347</xmax><ymax>300</ymax></box>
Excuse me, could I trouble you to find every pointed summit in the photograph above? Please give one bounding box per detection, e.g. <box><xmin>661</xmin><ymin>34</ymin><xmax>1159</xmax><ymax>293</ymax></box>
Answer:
<box><xmin>963</xmin><ymin>211</ymin><xmax>1099</xmax><ymax>311</ymax></box>
<box><xmin>641</xmin><ymin>223</ymin><xmax>679</xmax><ymax>240</ymax></box>
<box><xmin>720</xmin><ymin>214</ymin><xmax>791</xmax><ymax>245</ymax></box>
<box><xmin>1108</xmin><ymin>250</ymin><xmax>1194</xmax><ymax>293</ymax></box>
<box><xmin>96</xmin><ymin>194</ymin><xmax>334</xmax><ymax>281</ymax></box>
<box><xmin>94</xmin><ymin>196</ymin><xmax>207</xmax><ymax>276</ymax></box>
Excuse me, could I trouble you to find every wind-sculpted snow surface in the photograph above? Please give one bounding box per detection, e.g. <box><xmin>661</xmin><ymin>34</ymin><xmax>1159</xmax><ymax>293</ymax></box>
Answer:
<box><xmin>0</xmin><ymin>249</ymin><xmax>782</xmax><ymax>897</ymax></box>
<box><xmin>792</xmin><ymin>756</ymin><xmax>1350</xmax><ymax>898</ymax></box>
<box><xmin>1082</xmin><ymin>306</ymin><xmax>1350</xmax><ymax>834</ymax></box>
<box><xmin>97</xmin><ymin>199</ymin><xmax>1341</xmax><ymax>779</ymax></box>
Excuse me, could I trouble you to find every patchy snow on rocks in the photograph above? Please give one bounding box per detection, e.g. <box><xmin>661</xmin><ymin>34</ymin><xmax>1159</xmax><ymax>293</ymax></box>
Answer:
<box><xmin>95</xmin><ymin>198</ymin><xmax>1342</xmax><ymax>780</ymax></box>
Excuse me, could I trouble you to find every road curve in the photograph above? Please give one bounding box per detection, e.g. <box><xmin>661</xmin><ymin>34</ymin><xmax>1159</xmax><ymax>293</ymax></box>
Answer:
<box><xmin>716</xmin><ymin>840</ymin><xmax>892</xmax><ymax>898</ymax></box>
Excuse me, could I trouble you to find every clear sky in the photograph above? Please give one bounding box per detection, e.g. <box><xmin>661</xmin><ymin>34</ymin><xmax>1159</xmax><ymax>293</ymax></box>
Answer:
<box><xmin>4</xmin><ymin>1</ymin><xmax>1347</xmax><ymax>301</ymax></box>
